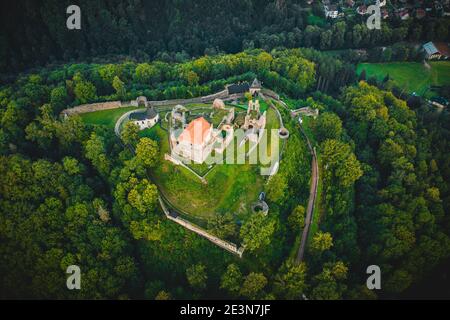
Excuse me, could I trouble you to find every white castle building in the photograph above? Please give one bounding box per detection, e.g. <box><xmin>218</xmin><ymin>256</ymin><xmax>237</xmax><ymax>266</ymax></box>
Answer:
<box><xmin>172</xmin><ymin>117</ymin><xmax>214</xmax><ymax>163</ymax></box>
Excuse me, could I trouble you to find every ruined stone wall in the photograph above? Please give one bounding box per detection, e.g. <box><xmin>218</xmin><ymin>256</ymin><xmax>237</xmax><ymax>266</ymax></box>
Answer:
<box><xmin>61</xmin><ymin>89</ymin><xmax>238</xmax><ymax>116</ymax></box>
<box><xmin>61</xmin><ymin>101</ymin><xmax>123</xmax><ymax>116</ymax></box>
<box><xmin>158</xmin><ymin>196</ymin><xmax>244</xmax><ymax>257</ymax></box>
<box><xmin>261</xmin><ymin>88</ymin><xmax>279</xmax><ymax>100</ymax></box>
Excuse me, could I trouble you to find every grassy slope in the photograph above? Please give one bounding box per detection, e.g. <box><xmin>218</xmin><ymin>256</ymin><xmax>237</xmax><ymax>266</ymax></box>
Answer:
<box><xmin>357</xmin><ymin>61</ymin><xmax>450</xmax><ymax>97</ymax></box>
<box><xmin>287</xmin><ymin>114</ymin><xmax>322</xmax><ymax>259</ymax></box>
<box><xmin>145</xmin><ymin>112</ymin><xmax>281</xmax><ymax>222</ymax></box>
<box><xmin>79</xmin><ymin>106</ymin><xmax>140</xmax><ymax>128</ymax></box>
<box><xmin>307</xmin><ymin>13</ymin><xmax>326</xmax><ymax>27</ymax></box>
<box><xmin>153</xmin><ymin>140</ymin><xmax>264</xmax><ymax>222</ymax></box>
<box><xmin>79</xmin><ymin>100</ymin><xmax>284</xmax><ymax>225</ymax></box>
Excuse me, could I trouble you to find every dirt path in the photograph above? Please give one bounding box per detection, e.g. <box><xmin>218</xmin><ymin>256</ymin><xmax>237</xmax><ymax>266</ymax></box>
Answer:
<box><xmin>269</xmin><ymin>96</ymin><xmax>320</xmax><ymax>264</ymax></box>
<box><xmin>295</xmin><ymin>123</ymin><xmax>319</xmax><ymax>265</ymax></box>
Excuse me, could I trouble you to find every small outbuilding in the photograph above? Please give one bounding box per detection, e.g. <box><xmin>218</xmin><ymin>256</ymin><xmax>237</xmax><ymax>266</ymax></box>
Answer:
<box><xmin>129</xmin><ymin>106</ymin><xmax>159</xmax><ymax>130</ymax></box>
<box><xmin>250</xmin><ymin>78</ymin><xmax>262</xmax><ymax>95</ymax></box>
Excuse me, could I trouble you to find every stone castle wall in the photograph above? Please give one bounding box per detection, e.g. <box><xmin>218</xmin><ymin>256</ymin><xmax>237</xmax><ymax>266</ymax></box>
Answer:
<box><xmin>62</xmin><ymin>101</ymin><xmax>122</xmax><ymax>116</ymax></box>
<box><xmin>61</xmin><ymin>89</ymin><xmax>244</xmax><ymax>117</ymax></box>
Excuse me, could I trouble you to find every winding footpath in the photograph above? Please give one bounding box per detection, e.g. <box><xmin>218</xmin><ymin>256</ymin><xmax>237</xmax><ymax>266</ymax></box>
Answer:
<box><xmin>270</xmin><ymin>96</ymin><xmax>319</xmax><ymax>265</ymax></box>
<box><xmin>295</xmin><ymin>124</ymin><xmax>319</xmax><ymax>265</ymax></box>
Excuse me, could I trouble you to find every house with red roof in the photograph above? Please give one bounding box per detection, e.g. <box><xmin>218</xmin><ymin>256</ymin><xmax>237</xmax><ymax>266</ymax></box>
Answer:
<box><xmin>356</xmin><ymin>5</ymin><xmax>367</xmax><ymax>15</ymax></box>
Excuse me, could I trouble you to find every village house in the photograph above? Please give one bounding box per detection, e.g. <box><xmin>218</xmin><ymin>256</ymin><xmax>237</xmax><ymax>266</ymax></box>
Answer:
<box><xmin>423</xmin><ymin>42</ymin><xmax>450</xmax><ymax>60</ymax></box>
<box><xmin>398</xmin><ymin>8</ymin><xmax>410</xmax><ymax>20</ymax></box>
<box><xmin>416</xmin><ymin>8</ymin><xmax>426</xmax><ymax>19</ymax></box>
<box><xmin>356</xmin><ymin>5</ymin><xmax>367</xmax><ymax>15</ymax></box>
<box><xmin>324</xmin><ymin>4</ymin><xmax>339</xmax><ymax>18</ymax></box>
<box><xmin>227</xmin><ymin>78</ymin><xmax>262</xmax><ymax>96</ymax></box>
<box><xmin>444</xmin><ymin>6</ymin><xmax>450</xmax><ymax>16</ymax></box>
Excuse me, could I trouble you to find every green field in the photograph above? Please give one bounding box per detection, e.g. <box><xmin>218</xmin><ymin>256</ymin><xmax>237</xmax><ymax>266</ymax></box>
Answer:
<box><xmin>79</xmin><ymin>106</ymin><xmax>140</xmax><ymax>128</ymax></box>
<box><xmin>357</xmin><ymin>61</ymin><xmax>450</xmax><ymax>97</ymax></box>
<box><xmin>307</xmin><ymin>14</ymin><xmax>326</xmax><ymax>27</ymax></box>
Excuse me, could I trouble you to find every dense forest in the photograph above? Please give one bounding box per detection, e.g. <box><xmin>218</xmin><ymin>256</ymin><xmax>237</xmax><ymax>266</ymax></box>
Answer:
<box><xmin>1</xmin><ymin>0</ymin><xmax>450</xmax><ymax>300</ymax></box>
<box><xmin>1</xmin><ymin>0</ymin><xmax>449</xmax><ymax>77</ymax></box>
<box><xmin>1</xmin><ymin>44</ymin><xmax>449</xmax><ymax>298</ymax></box>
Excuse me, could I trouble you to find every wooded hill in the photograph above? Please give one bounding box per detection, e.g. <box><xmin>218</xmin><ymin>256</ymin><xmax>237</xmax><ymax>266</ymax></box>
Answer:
<box><xmin>1</xmin><ymin>0</ymin><xmax>449</xmax><ymax>76</ymax></box>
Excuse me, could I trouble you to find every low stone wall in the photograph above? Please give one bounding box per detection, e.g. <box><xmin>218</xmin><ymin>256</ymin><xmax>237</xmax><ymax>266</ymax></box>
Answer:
<box><xmin>224</xmin><ymin>93</ymin><xmax>246</xmax><ymax>101</ymax></box>
<box><xmin>148</xmin><ymin>90</ymin><xmax>238</xmax><ymax>107</ymax></box>
<box><xmin>291</xmin><ymin>107</ymin><xmax>319</xmax><ymax>118</ymax></box>
<box><xmin>158</xmin><ymin>196</ymin><xmax>244</xmax><ymax>257</ymax></box>
<box><xmin>114</xmin><ymin>109</ymin><xmax>145</xmax><ymax>137</ymax></box>
<box><xmin>62</xmin><ymin>101</ymin><xmax>122</xmax><ymax>116</ymax></box>
<box><xmin>61</xmin><ymin>90</ymin><xmax>238</xmax><ymax>117</ymax></box>
<box><xmin>261</xmin><ymin>88</ymin><xmax>280</xmax><ymax>100</ymax></box>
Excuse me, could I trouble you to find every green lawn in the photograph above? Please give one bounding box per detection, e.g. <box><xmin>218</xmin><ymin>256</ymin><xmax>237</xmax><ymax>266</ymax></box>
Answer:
<box><xmin>80</xmin><ymin>106</ymin><xmax>141</xmax><ymax>128</ymax></box>
<box><xmin>230</xmin><ymin>99</ymin><xmax>269</xmax><ymax>112</ymax></box>
<box><xmin>307</xmin><ymin>14</ymin><xmax>326</xmax><ymax>27</ymax></box>
<box><xmin>263</xmin><ymin>106</ymin><xmax>281</xmax><ymax>158</ymax></box>
<box><xmin>357</xmin><ymin>61</ymin><xmax>450</xmax><ymax>97</ymax></box>
<box><xmin>281</xmin><ymin>97</ymin><xmax>308</xmax><ymax>110</ymax></box>
<box><xmin>258</xmin><ymin>99</ymin><xmax>269</xmax><ymax>112</ymax></box>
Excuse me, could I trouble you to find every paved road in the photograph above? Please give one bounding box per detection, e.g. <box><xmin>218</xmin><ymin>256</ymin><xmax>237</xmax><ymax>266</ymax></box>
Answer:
<box><xmin>295</xmin><ymin>123</ymin><xmax>319</xmax><ymax>265</ymax></box>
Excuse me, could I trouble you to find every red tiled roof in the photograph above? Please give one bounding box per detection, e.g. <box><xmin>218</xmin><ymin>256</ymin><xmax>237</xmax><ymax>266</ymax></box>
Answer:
<box><xmin>435</xmin><ymin>42</ymin><xmax>450</xmax><ymax>57</ymax></box>
<box><xmin>178</xmin><ymin>117</ymin><xmax>211</xmax><ymax>145</ymax></box>
<box><xmin>416</xmin><ymin>8</ymin><xmax>426</xmax><ymax>18</ymax></box>
<box><xmin>357</xmin><ymin>5</ymin><xmax>367</xmax><ymax>13</ymax></box>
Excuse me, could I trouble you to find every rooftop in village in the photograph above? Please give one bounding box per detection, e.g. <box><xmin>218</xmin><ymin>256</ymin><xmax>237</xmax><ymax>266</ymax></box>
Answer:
<box><xmin>423</xmin><ymin>41</ymin><xmax>450</xmax><ymax>57</ymax></box>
